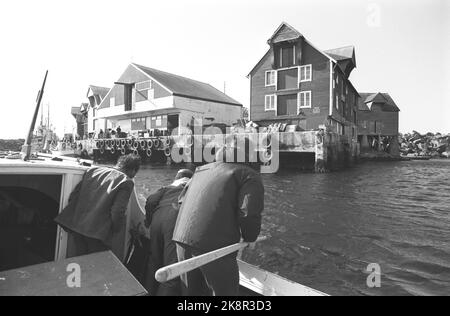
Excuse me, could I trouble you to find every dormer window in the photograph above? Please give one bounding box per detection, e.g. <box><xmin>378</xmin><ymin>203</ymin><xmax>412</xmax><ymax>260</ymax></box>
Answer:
<box><xmin>279</xmin><ymin>45</ymin><xmax>295</xmax><ymax>68</ymax></box>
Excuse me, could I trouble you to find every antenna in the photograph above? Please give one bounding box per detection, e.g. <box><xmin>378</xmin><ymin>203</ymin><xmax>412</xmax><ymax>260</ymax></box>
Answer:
<box><xmin>22</xmin><ymin>70</ymin><xmax>48</xmax><ymax>161</ymax></box>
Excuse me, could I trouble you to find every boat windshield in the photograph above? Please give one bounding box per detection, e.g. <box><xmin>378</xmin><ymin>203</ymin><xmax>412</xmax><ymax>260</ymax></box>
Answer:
<box><xmin>0</xmin><ymin>175</ymin><xmax>62</xmax><ymax>272</ymax></box>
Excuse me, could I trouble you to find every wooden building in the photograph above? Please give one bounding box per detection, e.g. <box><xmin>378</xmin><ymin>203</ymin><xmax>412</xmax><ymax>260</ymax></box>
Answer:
<box><xmin>357</xmin><ymin>92</ymin><xmax>400</xmax><ymax>155</ymax></box>
<box><xmin>93</xmin><ymin>63</ymin><xmax>242</xmax><ymax>136</ymax></box>
<box><xmin>87</xmin><ymin>85</ymin><xmax>110</xmax><ymax>135</ymax></box>
<box><xmin>248</xmin><ymin>22</ymin><xmax>360</xmax><ymax>140</ymax></box>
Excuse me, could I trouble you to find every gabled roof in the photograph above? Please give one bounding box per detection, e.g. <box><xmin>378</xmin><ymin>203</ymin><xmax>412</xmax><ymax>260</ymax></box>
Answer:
<box><xmin>325</xmin><ymin>46</ymin><xmax>356</xmax><ymax>75</ymax></box>
<box><xmin>267</xmin><ymin>21</ymin><xmax>302</xmax><ymax>44</ymax></box>
<box><xmin>248</xmin><ymin>22</ymin><xmax>339</xmax><ymax>76</ymax></box>
<box><xmin>71</xmin><ymin>106</ymin><xmax>81</xmax><ymax>117</ymax></box>
<box><xmin>358</xmin><ymin>92</ymin><xmax>400</xmax><ymax>112</ymax></box>
<box><xmin>365</xmin><ymin>92</ymin><xmax>389</xmax><ymax>104</ymax></box>
<box><xmin>324</xmin><ymin>46</ymin><xmax>355</xmax><ymax>62</ymax></box>
<box><xmin>132</xmin><ymin>64</ymin><xmax>242</xmax><ymax>107</ymax></box>
<box><xmin>87</xmin><ymin>85</ymin><xmax>110</xmax><ymax>99</ymax></box>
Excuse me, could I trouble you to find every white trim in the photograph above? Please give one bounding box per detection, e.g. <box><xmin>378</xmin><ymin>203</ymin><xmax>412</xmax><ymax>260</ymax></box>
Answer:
<box><xmin>110</xmin><ymin>96</ymin><xmax>116</xmax><ymax>107</ymax></box>
<box><xmin>329</xmin><ymin>60</ymin><xmax>333</xmax><ymax>116</ymax></box>
<box><xmin>264</xmin><ymin>94</ymin><xmax>276</xmax><ymax>111</ymax></box>
<box><xmin>299</xmin><ymin>64</ymin><xmax>312</xmax><ymax>82</ymax></box>
<box><xmin>298</xmin><ymin>91</ymin><xmax>312</xmax><ymax>109</ymax></box>
<box><xmin>293</xmin><ymin>45</ymin><xmax>296</xmax><ymax>65</ymax></box>
<box><xmin>276</xmin><ymin>65</ymin><xmax>300</xmax><ymax>72</ymax></box>
<box><xmin>265</xmin><ymin>70</ymin><xmax>276</xmax><ymax>87</ymax></box>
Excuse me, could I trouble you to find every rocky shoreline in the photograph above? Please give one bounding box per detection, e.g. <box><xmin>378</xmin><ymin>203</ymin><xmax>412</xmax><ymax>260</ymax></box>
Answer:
<box><xmin>399</xmin><ymin>132</ymin><xmax>450</xmax><ymax>158</ymax></box>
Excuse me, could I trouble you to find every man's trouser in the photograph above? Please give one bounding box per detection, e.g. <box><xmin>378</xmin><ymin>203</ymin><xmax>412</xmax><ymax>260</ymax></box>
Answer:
<box><xmin>67</xmin><ymin>231</ymin><xmax>108</xmax><ymax>258</ymax></box>
<box><xmin>176</xmin><ymin>243</ymin><xmax>239</xmax><ymax>296</ymax></box>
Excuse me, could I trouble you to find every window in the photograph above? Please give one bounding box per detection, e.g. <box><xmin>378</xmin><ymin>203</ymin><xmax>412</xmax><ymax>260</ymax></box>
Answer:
<box><xmin>336</xmin><ymin>95</ymin><xmax>339</xmax><ymax>110</ymax></box>
<box><xmin>279</xmin><ymin>45</ymin><xmax>295</xmax><ymax>68</ymax></box>
<box><xmin>150</xmin><ymin>115</ymin><xmax>168</xmax><ymax>129</ymax></box>
<box><xmin>136</xmin><ymin>80</ymin><xmax>153</xmax><ymax>91</ymax></box>
<box><xmin>299</xmin><ymin>65</ymin><xmax>312</xmax><ymax>82</ymax></box>
<box><xmin>337</xmin><ymin>122</ymin><xmax>344</xmax><ymax>135</ymax></box>
<box><xmin>110</xmin><ymin>97</ymin><xmax>115</xmax><ymax>107</ymax></box>
<box><xmin>277</xmin><ymin>94</ymin><xmax>297</xmax><ymax>116</ymax></box>
<box><xmin>298</xmin><ymin>91</ymin><xmax>312</xmax><ymax>109</ymax></box>
<box><xmin>131</xmin><ymin>117</ymin><xmax>146</xmax><ymax>131</ymax></box>
<box><xmin>277</xmin><ymin>68</ymin><xmax>298</xmax><ymax>90</ymax></box>
<box><xmin>136</xmin><ymin>80</ymin><xmax>154</xmax><ymax>100</ymax></box>
<box><xmin>265</xmin><ymin>71</ymin><xmax>276</xmax><ymax>86</ymax></box>
<box><xmin>265</xmin><ymin>95</ymin><xmax>276</xmax><ymax>111</ymax></box>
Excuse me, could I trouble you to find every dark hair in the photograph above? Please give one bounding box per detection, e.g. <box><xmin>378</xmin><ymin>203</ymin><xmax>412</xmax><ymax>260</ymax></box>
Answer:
<box><xmin>116</xmin><ymin>154</ymin><xmax>141</xmax><ymax>173</ymax></box>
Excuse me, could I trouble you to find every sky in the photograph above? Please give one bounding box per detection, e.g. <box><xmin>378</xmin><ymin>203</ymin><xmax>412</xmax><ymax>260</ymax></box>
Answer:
<box><xmin>0</xmin><ymin>0</ymin><xmax>448</xmax><ymax>139</ymax></box>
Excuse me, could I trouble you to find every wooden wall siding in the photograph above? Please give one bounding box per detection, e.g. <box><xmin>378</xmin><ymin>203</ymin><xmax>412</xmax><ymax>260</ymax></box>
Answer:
<box><xmin>272</xmin><ymin>25</ymin><xmax>299</xmax><ymax>43</ymax></box>
<box><xmin>330</xmin><ymin>71</ymin><xmax>359</xmax><ymax>126</ymax></box>
<box><xmin>250</xmin><ymin>40</ymin><xmax>331</xmax><ymax>131</ymax></box>
<box><xmin>102</xmin><ymin>65</ymin><xmax>171</xmax><ymax>108</ymax></box>
<box><xmin>358</xmin><ymin>110</ymin><xmax>399</xmax><ymax>136</ymax></box>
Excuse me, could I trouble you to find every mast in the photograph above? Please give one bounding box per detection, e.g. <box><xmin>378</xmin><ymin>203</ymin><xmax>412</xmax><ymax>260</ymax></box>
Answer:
<box><xmin>22</xmin><ymin>70</ymin><xmax>48</xmax><ymax>160</ymax></box>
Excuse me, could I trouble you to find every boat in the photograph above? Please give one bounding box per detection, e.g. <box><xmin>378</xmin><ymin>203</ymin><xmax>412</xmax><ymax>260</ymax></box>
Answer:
<box><xmin>0</xmin><ymin>71</ymin><xmax>327</xmax><ymax>296</ymax></box>
<box><xmin>0</xmin><ymin>152</ymin><xmax>326</xmax><ymax>296</ymax></box>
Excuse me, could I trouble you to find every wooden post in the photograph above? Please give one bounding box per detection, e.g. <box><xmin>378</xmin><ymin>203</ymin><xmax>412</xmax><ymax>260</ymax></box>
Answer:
<box><xmin>315</xmin><ymin>130</ymin><xmax>327</xmax><ymax>173</ymax></box>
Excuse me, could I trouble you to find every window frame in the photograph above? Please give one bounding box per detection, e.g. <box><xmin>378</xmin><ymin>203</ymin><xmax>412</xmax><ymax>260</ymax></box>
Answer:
<box><xmin>265</xmin><ymin>70</ymin><xmax>277</xmax><ymax>87</ymax></box>
<box><xmin>264</xmin><ymin>94</ymin><xmax>277</xmax><ymax>111</ymax></box>
<box><xmin>298</xmin><ymin>91</ymin><xmax>312</xmax><ymax>110</ymax></box>
<box><xmin>299</xmin><ymin>64</ymin><xmax>312</xmax><ymax>82</ymax></box>
<box><xmin>135</xmin><ymin>80</ymin><xmax>153</xmax><ymax>91</ymax></box>
<box><xmin>279</xmin><ymin>45</ymin><xmax>296</xmax><ymax>68</ymax></box>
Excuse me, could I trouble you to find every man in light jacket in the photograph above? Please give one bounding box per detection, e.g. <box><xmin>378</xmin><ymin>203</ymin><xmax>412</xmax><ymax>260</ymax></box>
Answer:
<box><xmin>55</xmin><ymin>154</ymin><xmax>141</xmax><ymax>262</ymax></box>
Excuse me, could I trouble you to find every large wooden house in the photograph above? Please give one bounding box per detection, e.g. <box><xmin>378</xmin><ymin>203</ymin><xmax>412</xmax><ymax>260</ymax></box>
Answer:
<box><xmin>357</xmin><ymin>92</ymin><xmax>400</xmax><ymax>154</ymax></box>
<box><xmin>93</xmin><ymin>63</ymin><xmax>242</xmax><ymax>136</ymax></box>
<box><xmin>248</xmin><ymin>22</ymin><xmax>360</xmax><ymax>140</ymax></box>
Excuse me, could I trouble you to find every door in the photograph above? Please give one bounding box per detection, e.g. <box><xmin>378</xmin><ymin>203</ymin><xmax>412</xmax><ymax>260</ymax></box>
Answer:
<box><xmin>168</xmin><ymin>114</ymin><xmax>179</xmax><ymax>134</ymax></box>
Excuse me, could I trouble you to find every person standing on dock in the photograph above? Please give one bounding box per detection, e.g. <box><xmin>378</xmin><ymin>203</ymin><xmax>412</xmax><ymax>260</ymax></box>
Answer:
<box><xmin>55</xmin><ymin>154</ymin><xmax>141</xmax><ymax>262</ymax></box>
<box><xmin>144</xmin><ymin>169</ymin><xmax>194</xmax><ymax>296</ymax></box>
<box><xmin>173</xmin><ymin>144</ymin><xmax>265</xmax><ymax>296</ymax></box>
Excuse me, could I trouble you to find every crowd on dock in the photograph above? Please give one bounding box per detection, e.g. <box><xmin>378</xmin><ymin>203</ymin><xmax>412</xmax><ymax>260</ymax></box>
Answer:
<box><xmin>399</xmin><ymin>131</ymin><xmax>450</xmax><ymax>158</ymax></box>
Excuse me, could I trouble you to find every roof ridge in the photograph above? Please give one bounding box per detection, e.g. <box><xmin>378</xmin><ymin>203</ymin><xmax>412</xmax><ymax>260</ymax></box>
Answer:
<box><xmin>132</xmin><ymin>63</ymin><xmax>211</xmax><ymax>87</ymax></box>
<box><xmin>324</xmin><ymin>45</ymin><xmax>355</xmax><ymax>51</ymax></box>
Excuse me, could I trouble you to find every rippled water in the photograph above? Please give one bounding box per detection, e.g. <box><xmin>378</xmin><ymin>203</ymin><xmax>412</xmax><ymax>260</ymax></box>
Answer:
<box><xmin>133</xmin><ymin>160</ymin><xmax>450</xmax><ymax>296</ymax></box>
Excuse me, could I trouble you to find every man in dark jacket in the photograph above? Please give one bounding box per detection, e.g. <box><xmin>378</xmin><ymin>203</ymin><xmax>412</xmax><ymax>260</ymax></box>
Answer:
<box><xmin>173</xmin><ymin>146</ymin><xmax>265</xmax><ymax>296</ymax></box>
<box><xmin>55</xmin><ymin>154</ymin><xmax>141</xmax><ymax>262</ymax></box>
<box><xmin>144</xmin><ymin>169</ymin><xmax>194</xmax><ymax>296</ymax></box>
